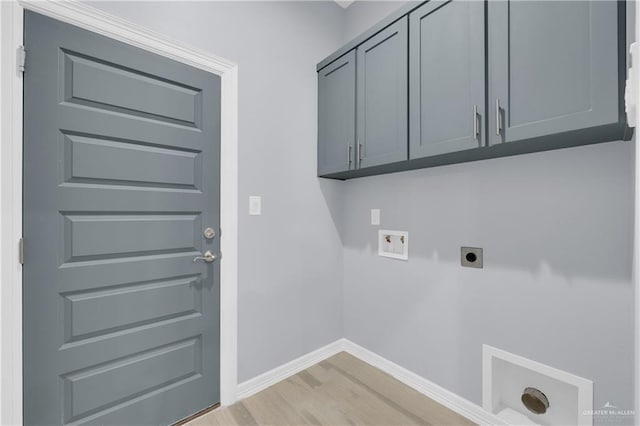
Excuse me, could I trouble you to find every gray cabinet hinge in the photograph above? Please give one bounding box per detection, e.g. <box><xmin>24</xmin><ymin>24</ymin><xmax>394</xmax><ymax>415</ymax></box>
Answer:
<box><xmin>17</xmin><ymin>45</ymin><xmax>26</xmax><ymax>74</ymax></box>
<box><xmin>18</xmin><ymin>238</ymin><xmax>24</xmax><ymax>265</ymax></box>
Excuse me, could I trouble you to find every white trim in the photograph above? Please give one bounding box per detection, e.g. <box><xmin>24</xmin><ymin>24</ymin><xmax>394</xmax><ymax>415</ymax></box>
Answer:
<box><xmin>0</xmin><ymin>1</ymin><xmax>239</xmax><ymax>423</ymax></box>
<box><xmin>18</xmin><ymin>0</ymin><xmax>237</xmax><ymax>73</ymax></box>
<box><xmin>634</xmin><ymin>0</ymin><xmax>640</xmax><ymax>423</ymax></box>
<box><xmin>217</xmin><ymin>29</ymin><xmax>239</xmax><ymax>409</ymax></box>
<box><xmin>342</xmin><ymin>340</ymin><xmax>505</xmax><ymax>426</ymax></box>
<box><xmin>0</xmin><ymin>2</ymin><xmax>24</xmax><ymax>425</ymax></box>
<box><xmin>482</xmin><ymin>344</ymin><xmax>593</xmax><ymax>426</ymax></box>
<box><xmin>237</xmin><ymin>339</ymin><xmax>346</xmax><ymax>400</ymax></box>
<box><xmin>235</xmin><ymin>338</ymin><xmax>502</xmax><ymax>426</ymax></box>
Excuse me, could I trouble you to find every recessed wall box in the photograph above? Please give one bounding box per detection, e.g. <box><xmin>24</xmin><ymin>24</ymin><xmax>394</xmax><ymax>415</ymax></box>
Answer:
<box><xmin>378</xmin><ymin>230</ymin><xmax>408</xmax><ymax>260</ymax></box>
<box><xmin>461</xmin><ymin>247</ymin><xmax>483</xmax><ymax>268</ymax></box>
<box><xmin>483</xmin><ymin>345</ymin><xmax>593</xmax><ymax>426</ymax></box>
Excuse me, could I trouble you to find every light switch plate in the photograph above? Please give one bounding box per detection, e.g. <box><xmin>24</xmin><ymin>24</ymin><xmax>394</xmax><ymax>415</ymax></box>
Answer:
<box><xmin>249</xmin><ymin>196</ymin><xmax>261</xmax><ymax>215</ymax></box>
<box><xmin>371</xmin><ymin>209</ymin><xmax>380</xmax><ymax>225</ymax></box>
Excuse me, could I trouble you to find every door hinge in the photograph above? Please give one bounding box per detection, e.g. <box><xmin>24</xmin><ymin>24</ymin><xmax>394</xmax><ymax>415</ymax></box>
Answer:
<box><xmin>18</xmin><ymin>238</ymin><xmax>24</xmax><ymax>265</ymax></box>
<box><xmin>17</xmin><ymin>45</ymin><xmax>26</xmax><ymax>74</ymax></box>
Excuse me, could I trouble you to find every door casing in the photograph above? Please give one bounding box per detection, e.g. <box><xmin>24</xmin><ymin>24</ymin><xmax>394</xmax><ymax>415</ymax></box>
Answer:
<box><xmin>0</xmin><ymin>1</ymin><xmax>239</xmax><ymax>424</ymax></box>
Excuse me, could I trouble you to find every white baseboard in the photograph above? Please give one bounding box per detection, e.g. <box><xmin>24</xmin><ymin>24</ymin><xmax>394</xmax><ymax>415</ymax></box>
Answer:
<box><xmin>236</xmin><ymin>339</ymin><xmax>346</xmax><ymax>400</ymax></box>
<box><xmin>236</xmin><ymin>338</ymin><xmax>505</xmax><ymax>425</ymax></box>
<box><xmin>342</xmin><ymin>340</ymin><xmax>507</xmax><ymax>426</ymax></box>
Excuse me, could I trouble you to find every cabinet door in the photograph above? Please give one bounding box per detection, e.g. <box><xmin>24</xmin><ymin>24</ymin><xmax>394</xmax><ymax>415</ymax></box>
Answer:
<box><xmin>318</xmin><ymin>50</ymin><xmax>356</xmax><ymax>176</ymax></box>
<box><xmin>357</xmin><ymin>18</ymin><xmax>408</xmax><ymax>169</ymax></box>
<box><xmin>409</xmin><ymin>0</ymin><xmax>485</xmax><ymax>159</ymax></box>
<box><xmin>488</xmin><ymin>1</ymin><xmax>621</xmax><ymax>145</ymax></box>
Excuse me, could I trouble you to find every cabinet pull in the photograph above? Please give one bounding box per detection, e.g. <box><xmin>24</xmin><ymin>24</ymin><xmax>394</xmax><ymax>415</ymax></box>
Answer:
<box><xmin>495</xmin><ymin>98</ymin><xmax>502</xmax><ymax>136</ymax></box>
<box><xmin>347</xmin><ymin>144</ymin><xmax>352</xmax><ymax>167</ymax></box>
<box><xmin>473</xmin><ymin>105</ymin><xmax>479</xmax><ymax>140</ymax></box>
<box><xmin>358</xmin><ymin>140</ymin><xmax>363</xmax><ymax>166</ymax></box>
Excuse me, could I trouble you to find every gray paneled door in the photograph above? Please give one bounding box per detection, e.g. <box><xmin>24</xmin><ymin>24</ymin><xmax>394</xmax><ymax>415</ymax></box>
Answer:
<box><xmin>318</xmin><ymin>50</ymin><xmax>356</xmax><ymax>175</ymax></box>
<box><xmin>488</xmin><ymin>1</ymin><xmax>621</xmax><ymax>144</ymax></box>
<box><xmin>409</xmin><ymin>0</ymin><xmax>485</xmax><ymax>159</ymax></box>
<box><xmin>23</xmin><ymin>11</ymin><xmax>221</xmax><ymax>425</ymax></box>
<box><xmin>357</xmin><ymin>17</ymin><xmax>408</xmax><ymax>169</ymax></box>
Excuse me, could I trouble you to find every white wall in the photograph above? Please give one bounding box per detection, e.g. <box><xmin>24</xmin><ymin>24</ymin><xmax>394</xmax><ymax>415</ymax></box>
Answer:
<box><xmin>343</xmin><ymin>141</ymin><xmax>635</xmax><ymax>415</ymax></box>
<box><xmin>634</xmin><ymin>0</ymin><xmax>640</xmax><ymax>421</ymax></box>
<box><xmin>11</xmin><ymin>2</ymin><xmax>637</xmax><ymax>423</ymax></box>
<box><xmin>90</xmin><ymin>0</ymin><xmax>347</xmax><ymax>383</ymax></box>
<box><xmin>341</xmin><ymin>1</ymin><xmax>637</xmax><ymax>422</ymax></box>
<box><xmin>343</xmin><ymin>0</ymin><xmax>415</xmax><ymax>41</ymax></box>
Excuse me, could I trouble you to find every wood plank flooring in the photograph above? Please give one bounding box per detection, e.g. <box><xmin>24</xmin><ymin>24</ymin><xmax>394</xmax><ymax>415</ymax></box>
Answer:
<box><xmin>187</xmin><ymin>352</ymin><xmax>476</xmax><ymax>426</ymax></box>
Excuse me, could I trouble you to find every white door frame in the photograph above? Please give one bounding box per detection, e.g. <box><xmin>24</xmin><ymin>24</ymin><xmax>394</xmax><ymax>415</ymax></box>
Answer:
<box><xmin>0</xmin><ymin>1</ymin><xmax>239</xmax><ymax>424</ymax></box>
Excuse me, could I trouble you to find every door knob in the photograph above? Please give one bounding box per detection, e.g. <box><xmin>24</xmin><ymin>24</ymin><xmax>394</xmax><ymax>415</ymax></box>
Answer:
<box><xmin>193</xmin><ymin>251</ymin><xmax>217</xmax><ymax>263</ymax></box>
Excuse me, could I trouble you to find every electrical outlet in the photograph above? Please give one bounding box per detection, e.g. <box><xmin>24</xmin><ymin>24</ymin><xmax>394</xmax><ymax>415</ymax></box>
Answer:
<box><xmin>461</xmin><ymin>247</ymin><xmax>483</xmax><ymax>268</ymax></box>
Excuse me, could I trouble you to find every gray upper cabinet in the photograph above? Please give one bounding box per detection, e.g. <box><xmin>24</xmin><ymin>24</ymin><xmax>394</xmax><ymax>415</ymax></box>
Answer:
<box><xmin>409</xmin><ymin>0</ymin><xmax>485</xmax><ymax>159</ymax></box>
<box><xmin>488</xmin><ymin>0</ymin><xmax>623</xmax><ymax>145</ymax></box>
<box><xmin>317</xmin><ymin>0</ymin><xmax>627</xmax><ymax>179</ymax></box>
<box><xmin>318</xmin><ymin>50</ymin><xmax>356</xmax><ymax>176</ymax></box>
<box><xmin>357</xmin><ymin>17</ymin><xmax>408</xmax><ymax>169</ymax></box>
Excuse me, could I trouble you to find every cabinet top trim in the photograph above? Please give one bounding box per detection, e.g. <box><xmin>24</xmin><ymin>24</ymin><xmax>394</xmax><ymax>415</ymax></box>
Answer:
<box><xmin>317</xmin><ymin>0</ymin><xmax>427</xmax><ymax>72</ymax></box>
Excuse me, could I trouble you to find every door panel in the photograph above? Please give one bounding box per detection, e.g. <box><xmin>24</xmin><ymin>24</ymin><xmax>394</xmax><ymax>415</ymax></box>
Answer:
<box><xmin>409</xmin><ymin>0</ymin><xmax>486</xmax><ymax>159</ymax></box>
<box><xmin>24</xmin><ymin>11</ymin><xmax>220</xmax><ymax>426</ymax></box>
<box><xmin>62</xmin><ymin>213</ymin><xmax>201</xmax><ymax>261</ymax></box>
<box><xmin>317</xmin><ymin>50</ymin><xmax>356</xmax><ymax>176</ymax></box>
<box><xmin>357</xmin><ymin>18</ymin><xmax>408</xmax><ymax>169</ymax></box>
<box><xmin>62</xmin><ymin>50</ymin><xmax>201</xmax><ymax>126</ymax></box>
<box><xmin>64</xmin><ymin>133</ymin><xmax>202</xmax><ymax>189</ymax></box>
<box><xmin>63</xmin><ymin>275</ymin><xmax>202</xmax><ymax>341</ymax></box>
<box><xmin>488</xmin><ymin>1</ymin><xmax>621</xmax><ymax>144</ymax></box>
<box><xmin>62</xmin><ymin>338</ymin><xmax>201</xmax><ymax>423</ymax></box>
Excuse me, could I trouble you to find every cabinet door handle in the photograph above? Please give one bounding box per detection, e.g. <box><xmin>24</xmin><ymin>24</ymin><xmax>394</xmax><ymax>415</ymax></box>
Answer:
<box><xmin>358</xmin><ymin>140</ymin><xmax>363</xmax><ymax>166</ymax></box>
<box><xmin>495</xmin><ymin>98</ymin><xmax>502</xmax><ymax>136</ymax></box>
<box><xmin>347</xmin><ymin>144</ymin><xmax>352</xmax><ymax>167</ymax></box>
<box><xmin>473</xmin><ymin>105</ymin><xmax>479</xmax><ymax>140</ymax></box>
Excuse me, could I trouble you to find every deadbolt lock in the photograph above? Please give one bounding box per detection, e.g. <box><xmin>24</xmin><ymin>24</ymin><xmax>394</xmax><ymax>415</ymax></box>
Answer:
<box><xmin>204</xmin><ymin>228</ymin><xmax>216</xmax><ymax>239</ymax></box>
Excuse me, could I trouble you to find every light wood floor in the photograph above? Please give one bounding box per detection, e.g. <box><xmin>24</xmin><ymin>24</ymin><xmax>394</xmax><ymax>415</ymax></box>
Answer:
<box><xmin>187</xmin><ymin>352</ymin><xmax>476</xmax><ymax>426</ymax></box>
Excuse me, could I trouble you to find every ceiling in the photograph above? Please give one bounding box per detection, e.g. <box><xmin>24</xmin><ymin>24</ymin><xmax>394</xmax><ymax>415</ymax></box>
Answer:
<box><xmin>334</xmin><ymin>0</ymin><xmax>356</xmax><ymax>9</ymax></box>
